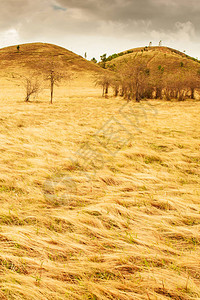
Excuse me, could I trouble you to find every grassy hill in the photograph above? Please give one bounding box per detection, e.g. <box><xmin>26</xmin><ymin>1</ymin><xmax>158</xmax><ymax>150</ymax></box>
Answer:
<box><xmin>105</xmin><ymin>46</ymin><xmax>200</xmax><ymax>67</ymax></box>
<box><xmin>104</xmin><ymin>46</ymin><xmax>200</xmax><ymax>101</ymax></box>
<box><xmin>0</xmin><ymin>43</ymin><xmax>104</xmax><ymax>100</ymax></box>
<box><xmin>0</xmin><ymin>42</ymin><xmax>102</xmax><ymax>74</ymax></box>
<box><xmin>105</xmin><ymin>46</ymin><xmax>200</xmax><ymax>76</ymax></box>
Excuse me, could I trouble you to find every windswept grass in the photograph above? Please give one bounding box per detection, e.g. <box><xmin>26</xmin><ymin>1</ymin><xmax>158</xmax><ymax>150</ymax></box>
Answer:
<box><xmin>0</xmin><ymin>95</ymin><xmax>200</xmax><ymax>299</ymax></box>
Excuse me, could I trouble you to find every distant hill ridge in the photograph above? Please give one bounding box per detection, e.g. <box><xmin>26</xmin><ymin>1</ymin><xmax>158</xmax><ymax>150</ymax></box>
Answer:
<box><xmin>105</xmin><ymin>46</ymin><xmax>200</xmax><ymax>64</ymax></box>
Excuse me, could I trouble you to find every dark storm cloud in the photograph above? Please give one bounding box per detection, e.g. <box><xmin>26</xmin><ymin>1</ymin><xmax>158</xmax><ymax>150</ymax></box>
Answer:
<box><xmin>56</xmin><ymin>0</ymin><xmax>200</xmax><ymax>31</ymax></box>
<box><xmin>0</xmin><ymin>0</ymin><xmax>199</xmax><ymax>37</ymax></box>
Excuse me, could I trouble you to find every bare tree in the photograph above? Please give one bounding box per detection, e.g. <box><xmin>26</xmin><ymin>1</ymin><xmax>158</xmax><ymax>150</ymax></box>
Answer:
<box><xmin>186</xmin><ymin>70</ymin><xmax>200</xmax><ymax>99</ymax></box>
<box><xmin>163</xmin><ymin>72</ymin><xmax>189</xmax><ymax>101</ymax></box>
<box><xmin>95</xmin><ymin>73</ymin><xmax>112</xmax><ymax>97</ymax></box>
<box><xmin>116</xmin><ymin>56</ymin><xmax>149</xmax><ymax>102</ymax></box>
<box><xmin>22</xmin><ymin>76</ymin><xmax>40</xmax><ymax>102</ymax></box>
<box><xmin>45</xmin><ymin>65</ymin><xmax>64</xmax><ymax>104</ymax></box>
<box><xmin>111</xmin><ymin>74</ymin><xmax>121</xmax><ymax>97</ymax></box>
<box><xmin>163</xmin><ymin>74</ymin><xmax>174</xmax><ymax>100</ymax></box>
<box><xmin>152</xmin><ymin>65</ymin><xmax>165</xmax><ymax>99</ymax></box>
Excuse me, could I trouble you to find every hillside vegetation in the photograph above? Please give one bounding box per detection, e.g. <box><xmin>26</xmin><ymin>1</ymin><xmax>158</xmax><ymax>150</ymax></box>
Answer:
<box><xmin>0</xmin><ymin>43</ymin><xmax>104</xmax><ymax>100</ymax></box>
<box><xmin>0</xmin><ymin>43</ymin><xmax>199</xmax><ymax>102</ymax></box>
<box><xmin>106</xmin><ymin>46</ymin><xmax>200</xmax><ymax>74</ymax></box>
<box><xmin>102</xmin><ymin>46</ymin><xmax>200</xmax><ymax>101</ymax></box>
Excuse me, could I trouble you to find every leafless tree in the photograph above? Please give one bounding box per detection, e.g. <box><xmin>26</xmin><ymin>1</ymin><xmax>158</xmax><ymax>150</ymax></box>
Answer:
<box><xmin>186</xmin><ymin>69</ymin><xmax>200</xmax><ymax>99</ymax></box>
<box><xmin>116</xmin><ymin>56</ymin><xmax>149</xmax><ymax>101</ymax></box>
<box><xmin>95</xmin><ymin>73</ymin><xmax>112</xmax><ymax>97</ymax></box>
<box><xmin>42</xmin><ymin>60</ymin><xmax>72</xmax><ymax>104</ymax></box>
<box><xmin>45</xmin><ymin>67</ymin><xmax>63</xmax><ymax>104</ymax></box>
<box><xmin>111</xmin><ymin>74</ymin><xmax>121</xmax><ymax>97</ymax></box>
<box><xmin>152</xmin><ymin>65</ymin><xmax>165</xmax><ymax>99</ymax></box>
<box><xmin>22</xmin><ymin>76</ymin><xmax>40</xmax><ymax>102</ymax></box>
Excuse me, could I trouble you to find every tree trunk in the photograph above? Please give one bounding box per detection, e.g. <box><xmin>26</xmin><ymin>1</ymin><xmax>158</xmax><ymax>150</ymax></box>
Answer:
<box><xmin>136</xmin><ymin>97</ymin><xmax>140</xmax><ymax>102</ymax></box>
<box><xmin>120</xmin><ymin>87</ymin><xmax>124</xmax><ymax>97</ymax></box>
<box><xmin>105</xmin><ymin>84</ymin><xmax>108</xmax><ymax>95</ymax></box>
<box><xmin>25</xmin><ymin>95</ymin><xmax>30</xmax><ymax>102</ymax></box>
<box><xmin>135</xmin><ymin>88</ymin><xmax>140</xmax><ymax>102</ymax></box>
<box><xmin>50</xmin><ymin>82</ymin><xmax>54</xmax><ymax>104</ymax></box>
<box><xmin>102</xmin><ymin>86</ymin><xmax>105</xmax><ymax>97</ymax></box>
<box><xmin>191</xmin><ymin>88</ymin><xmax>195</xmax><ymax>99</ymax></box>
<box><xmin>114</xmin><ymin>87</ymin><xmax>119</xmax><ymax>97</ymax></box>
<box><xmin>165</xmin><ymin>90</ymin><xmax>171</xmax><ymax>101</ymax></box>
<box><xmin>174</xmin><ymin>90</ymin><xmax>178</xmax><ymax>99</ymax></box>
<box><xmin>178</xmin><ymin>91</ymin><xmax>184</xmax><ymax>101</ymax></box>
<box><xmin>155</xmin><ymin>87</ymin><xmax>162</xmax><ymax>99</ymax></box>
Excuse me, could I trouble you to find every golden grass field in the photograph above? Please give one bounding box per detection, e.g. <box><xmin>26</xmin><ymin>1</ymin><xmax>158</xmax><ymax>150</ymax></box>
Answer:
<box><xmin>0</xmin><ymin>79</ymin><xmax>199</xmax><ymax>300</ymax></box>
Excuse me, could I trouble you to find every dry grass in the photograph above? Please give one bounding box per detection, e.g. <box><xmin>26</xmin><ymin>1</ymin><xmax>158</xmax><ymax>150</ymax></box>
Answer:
<box><xmin>107</xmin><ymin>46</ymin><xmax>200</xmax><ymax>75</ymax></box>
<box><xmin>0</xmin><ymin>43</ymin><xmax>102</xmax><ymax>74</ymax></box>
<box><xmin>0</xmin><ymin>85</ymin><xmax>200</xmax><ymax>300</ymax></box>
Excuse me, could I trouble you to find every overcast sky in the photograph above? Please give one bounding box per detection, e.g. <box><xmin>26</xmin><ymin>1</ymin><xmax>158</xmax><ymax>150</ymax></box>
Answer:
<box><xmin>0</xmin><ymin>0</ymin><xmax>199</xmax><ymax>60</ymax></box>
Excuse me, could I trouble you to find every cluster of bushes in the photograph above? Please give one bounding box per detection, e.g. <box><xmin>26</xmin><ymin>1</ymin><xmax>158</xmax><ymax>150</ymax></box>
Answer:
<box><xmin>96</xmin><ymin>57</ymin><xmax>200</xmax><ymax>101</ymax></box>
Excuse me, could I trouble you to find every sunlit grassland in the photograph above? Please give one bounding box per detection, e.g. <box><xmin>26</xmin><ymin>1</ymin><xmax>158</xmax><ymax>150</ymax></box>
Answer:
<box><xmin>0</xmin><ymin>90</ymin><xmax>200</xmax><ymax>299</ymax></box>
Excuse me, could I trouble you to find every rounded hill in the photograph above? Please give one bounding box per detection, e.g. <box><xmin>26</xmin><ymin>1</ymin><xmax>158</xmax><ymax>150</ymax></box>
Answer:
<box><xmin>106</xmin><ymin>46</ymin><xmax>200</xmax><ymax>73</ymax></box>
<box><xmin>0</xmin><ymin>42</ymin><xmax>102</xmax><ymax>75</ymax></box>
<box><xmin>0</xmin><ymin>43</ymin><xmax>105</xmax><ymax>99</ymax></box>
<box><xmin>103</xmin><ymin>46</ymin><xmax>200</xmax><ymax>101</ymax></box>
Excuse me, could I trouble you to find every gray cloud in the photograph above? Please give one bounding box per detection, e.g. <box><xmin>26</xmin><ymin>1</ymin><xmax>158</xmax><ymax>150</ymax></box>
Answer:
<box><xmin>56</xmin><ymin>0</ymin><xmax>200</xmax><ymax>31</ymax></box>
<box><xmin>0</xmin><ymin>0</ymin><xmax>199</xmax><ymax>59</ymax></box>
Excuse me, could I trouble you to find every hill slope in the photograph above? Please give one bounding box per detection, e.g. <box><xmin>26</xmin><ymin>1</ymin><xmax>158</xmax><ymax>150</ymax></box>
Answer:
<box><xmin>0</xmin><ymin>43</ymin><xmax>101</xmax><ymax>74</ymax></box>
<box><xmin>106</xmin><ymin>46</ymin><xmax>200</xmax><ymax>65</ymax></box>
<box><xmin>0</xmin><ymin>43</ymin><xmax>103</xmax><ymax>99</ymax></box>
<box><xmin>106</xmin><ymin>46</ymin><xmax>200</xmax><ymax>72</ymax></box>
<box><xmin>105</xmin><ymin>46</ymin><xmax>200</xmax><ymax>100</ymax></box>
